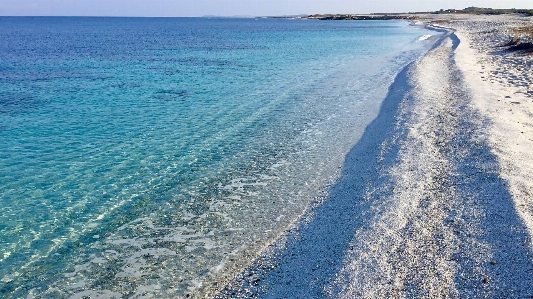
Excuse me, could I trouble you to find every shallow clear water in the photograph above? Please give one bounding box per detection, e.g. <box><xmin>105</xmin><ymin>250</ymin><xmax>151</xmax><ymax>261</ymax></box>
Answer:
<box><xmin>0</xmin><ymin>17</ymin><xmax>434</xmax><ymax>297</ymax></box>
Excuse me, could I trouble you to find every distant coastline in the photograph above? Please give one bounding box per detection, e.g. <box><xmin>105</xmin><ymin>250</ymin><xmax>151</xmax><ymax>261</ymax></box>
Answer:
<box><xmin>266</xmin><ymin>7</ymin><xmax>533</xmax><ymax>20</ymax></box>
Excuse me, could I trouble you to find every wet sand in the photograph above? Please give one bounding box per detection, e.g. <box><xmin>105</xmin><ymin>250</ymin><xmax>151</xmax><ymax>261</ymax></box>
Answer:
<box><xmin>215</xmin><ymin>14</ymin><xmax>533</xmax><ymax>298</ymax></box>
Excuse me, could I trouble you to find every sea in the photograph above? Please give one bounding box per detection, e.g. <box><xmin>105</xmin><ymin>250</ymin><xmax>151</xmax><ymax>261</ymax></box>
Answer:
<box><xmin>0</xmin><ymin>17</ymin><xmax>436</xmax><ymax>298</ymax></box>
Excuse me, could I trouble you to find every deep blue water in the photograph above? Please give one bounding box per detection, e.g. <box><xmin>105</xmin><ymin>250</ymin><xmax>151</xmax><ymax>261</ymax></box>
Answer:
<box><xmin>0</xmin><ymin>17</ymin><xmax>435</xmax><ymax>298</ymax></box>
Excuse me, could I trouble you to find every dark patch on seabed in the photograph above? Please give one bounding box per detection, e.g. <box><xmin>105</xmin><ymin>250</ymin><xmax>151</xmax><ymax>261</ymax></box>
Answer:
<box><xmin>216</xmin><ymin>33</ymin><xmax>533</xmax><ymax>298</ymax></box>
<box><xmin>152</xmin><ymin>88</ymin><xmax>189</xmax><ymax>100</ymax></box>
<box><xmin>0</xmin><ymin>92</ymin><xmax>42</xmax><ymax>114</ymax></box>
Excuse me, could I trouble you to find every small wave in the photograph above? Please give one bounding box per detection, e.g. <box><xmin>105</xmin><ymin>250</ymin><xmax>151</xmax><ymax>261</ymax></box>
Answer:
<box><xmin>418</xmin><ymin>35</ymin><xmax>433</xmax><ymax>41</ymax></box>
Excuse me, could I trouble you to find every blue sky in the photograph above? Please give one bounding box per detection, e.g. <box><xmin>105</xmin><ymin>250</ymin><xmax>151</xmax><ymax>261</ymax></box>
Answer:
<box><xmin>0</xmin><ymin>0</ymin><xmax>531</xmax><ymax>17</ymax></box>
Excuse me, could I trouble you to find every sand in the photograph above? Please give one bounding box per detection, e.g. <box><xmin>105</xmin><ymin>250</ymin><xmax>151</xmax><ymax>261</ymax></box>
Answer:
<box><xmin>215</xmin><ymin>14</ymin><xmax>533</xmax><ymax>298</ymax></box>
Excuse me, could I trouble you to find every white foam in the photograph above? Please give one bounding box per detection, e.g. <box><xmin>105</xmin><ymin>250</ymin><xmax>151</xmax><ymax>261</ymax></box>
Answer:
<box><xmin>210</xmin><ymin>261</ymin><xmax>225</xmax><ymax>273</ymax></box>
<box><xmin>269</xmin><ymin>159</ymin><xmax>290</xmax><ymax>170</ymax></box>
<box><xmin>106</xmin><ymin>238</ymin><xmax>146</xmax><ymax>249</ymax></box>
<box><xmin>90</xmin><ymin>257</ymin><xmax>107</xmax><ymax>264</ymax></box>
<box><xmin>66</xmin><ymin>280</ymin><xmax>87</xmax><ymax>290</ymax></box>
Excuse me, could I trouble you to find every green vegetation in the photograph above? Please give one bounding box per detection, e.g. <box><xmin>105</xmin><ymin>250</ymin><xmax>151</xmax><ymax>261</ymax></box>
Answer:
<box><xmin>298</xmin><ymin>7</ymin><xmax>533</xmax><ymax>21</ymax></box>
<box><xmin>434</xmin><ymin>7</ymin><xmax>533</xmax><ymax>16</ymax></box>
<box><xmin>513</xmin><ymin>26</ymin><xmax>533</xmax><ymax>38</ymax></box>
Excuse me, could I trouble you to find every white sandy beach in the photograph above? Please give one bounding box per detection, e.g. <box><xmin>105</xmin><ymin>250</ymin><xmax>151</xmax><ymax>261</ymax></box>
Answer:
<box><xmin>214</xmin><ymin>14</ymin><xmax>533</xmax><ymax>298</ymax></box>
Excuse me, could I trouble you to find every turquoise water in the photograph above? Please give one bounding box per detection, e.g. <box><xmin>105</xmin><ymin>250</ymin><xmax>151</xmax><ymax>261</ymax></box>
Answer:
<box><xmin>0</xmin><ymin>17</ymin><xmax>435</xmax><ymax>298</ymax></box>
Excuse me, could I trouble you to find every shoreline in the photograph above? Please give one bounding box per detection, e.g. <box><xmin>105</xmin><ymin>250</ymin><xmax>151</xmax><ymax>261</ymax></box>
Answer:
<box><xmin>215</xmin><ymin>14</ymin><xmax>533</xmax><ymax>298</ymax></box>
